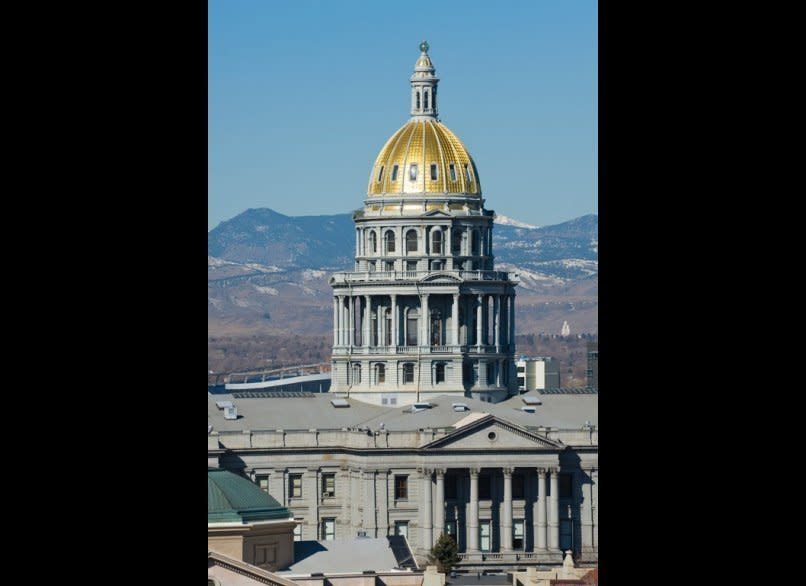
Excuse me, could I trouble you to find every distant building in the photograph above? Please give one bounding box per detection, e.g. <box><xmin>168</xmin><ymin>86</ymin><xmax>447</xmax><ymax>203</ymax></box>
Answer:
<box><xmin>516</xmin><ymin>357</ymin><xmax>561</xmax><ymax>392</ymax></box>
<box><xmin>586</xmin><ymin>342</ymin><xmax>598</xmax><ymax>390</ymax></box>
<box><xmin>560</xmin><ymin>321</ymin><xmax>570</xmax><ymax>337</ymax></box>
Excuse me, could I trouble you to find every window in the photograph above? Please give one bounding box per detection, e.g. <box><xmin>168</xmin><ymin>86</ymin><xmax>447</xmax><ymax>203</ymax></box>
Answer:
<box><xmin>377</xmin><ymin>165</ymin><xmax>384</xmax><ymax>182</ymax></box>
<box><xmin>406</xmin><ymin>260</ymin><xmax>417</xmax><ymax>271</ymax></box>
<box><xmin>560</xmin><ymin>519</ymin><xmax>573</xmax><ymax>551</ymax></box>
<box><xmin>293</xmin><ymin>522</ymin><xmax>302</xmax><ymax>542</ymax></box>
<box><xmin>560</xmin><ymin>473</ymin><xmax>573</xmax><ymax>498</ymax></box>
<box><xmin>416</xmin><ymin>91</ymin><xmax>420</xmax><ymax>109</ymax></box>
<box><xmin>517</xmin><ymin>366</ymin><xmax>525</xmax><ymax>373</ymax></box>
<box><xmin>513</xmin><ymin>520</ymin><xmax>525</xmax><ymax>550</ymax></box>
<box><xmin>369</xmin><ymin>231</ymin><xmax>377</xmax><ymax>253</ymax></box>
<box><xmin>432</xmin><ymin>230</ymin><xmax>442</xmax><ymax>254</ymax></box>
<box><xmin>479</xmin><ymin>521</ymin><xmax>491</xmax><ymax>552</ymax></box>
<box><xmin>435</xmin><ymin>363</ymin><xmax>445</xmax><ymax>383</ymax></box>
<box><xmin>384</xmin><ymin>309</ymin><xmax>392</xmax><ymax>345</ymax></box>
<box><xmin>403</xmin><ymin>363</ymin><xmax>414</xmax><ymax>383</ymax></box>
<box><xmin>471</xmin><ymin>230</ymin><xmax>480</xmax><ymax>255</ymax></box>
<box><xmin>385</xmin><ymin>261</ymin><xmax>394</xmax><ymax>272</ymax></box>
<box><xmin>445</xmin><ymin>475</ymin><xmax>457</xmax><ymax>499</ymax></box>
<box><xmin>382</xmin><ymin>397</ymin><xmax>388</xmax><ymax>405</ymax></box>
<box><xmin>430</xmin><ymin>163</ymin><xmax>438</xmax><ymax>181</ymax></box>
<box><xmin>368</xmin><ymin>261</ymin><xmax>376</xmax><ymax>273</ymax></box>
<box><xmin>395</xmin><ymin>520</ymin><xmax>409</xmax><ymax>539</ymax></box>
<box><xmin>406</xmin><ymin>229</ymin><xmax>418</xmax><ymax>252</ymax></box>
<box><xmin>409</xmin><ymin>164</ymin><xmax>418</xmax><ymax>181</ymax></box>
<box><xmin>394</xmin><ymin>475</ymin><xmax>409</xmax><ymax>500</ymax></box>
<box><xmin>445</xmin><ymin>520</ymin><xmax>457</xmax><ymax>542</ymax></box>
<box><xmin>256</xmin><ymin>474</ymin><xmax>269</xmax><ymax>493</ymax></box>
<box><xmin>513</xmin><ymin>474</ymin><xmax>525</xmax><ymax>499</ymax></box>
<box><xmin>487</xmin><ymin>365</ymin><xmax>495</xmax><ymax>385</ymax></box>
<box><xmin>385</xmin><ymin>231</ymin><xmax>396</xmax><ymax>253</ymax></box>
<box><xmin>322</xmin><ymin>518</ymin><xmax>336</xmax><ymax>541</ymax></box>
<box><xmin>289</xmin><ymin>474</ymin><xmax>302</xmax><ymax>498</ymax></box>
<box><xmin>377</xmin><ymin>363</ymin><xmax>385</xmax><ymax>383</ymax></box>
<box><xmin>424</xmin><ymin>89</ymin><xmax>429</xmax><ymax>109</ymax></box>
<box><xmin>479</xmin><ymin>474</ymin><xmax>491</xmax><ymax>499</ymax></box>
<box><xmin>352</xmin><ymin>363</ymin><xmax>362</xmax><ymax>384</ymax></box>
<box><xmin>322</xmin><ymin>473</ymin><xmax>336</xmax><ymax>497</ymax></box>
<box><xmin>431</xmin><ymin>260</ymin><xmax>443</xmax><ymax>271</ymax></box>
<box><xmin>449</xmin><ymin>163</ymin><xmax>457</xmax><ymax>182</ymax></box>
<box><xmin>391</xmin><ymin>164</ymin><xmax>399</xmax><ymax>181</ymax></box>
<box><xmin>431</xmin><ymin>310</ymin><xmax>442</xmax><ymax>345</ymax></box>
<box><xmin>390</xmin><ymin>397</ymin><xmax>397</xmax><ymax>405</ymax></box>
<box><xmin>406</xmin><ymin>311</ymin><xmax>418</xmax><ymax>345</ymax></box>
<box><xmin>465</xmin><ymin>163</ymin><xmax>473</xmax><ymax>182</ymax></box>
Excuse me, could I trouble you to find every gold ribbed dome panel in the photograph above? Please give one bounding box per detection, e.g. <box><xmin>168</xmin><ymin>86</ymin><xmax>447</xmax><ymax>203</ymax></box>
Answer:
<box><xmin>367</xmin><ymin>120</ymin><xmax>481</xmax><ymax>196</ymax></box>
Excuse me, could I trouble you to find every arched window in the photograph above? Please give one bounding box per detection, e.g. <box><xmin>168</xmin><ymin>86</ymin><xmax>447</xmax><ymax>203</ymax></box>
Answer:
<box><xmin>391</xmin><ymin>164</ymin><xmax>399</xmax><ymax>181</ymax></box>
<box><xmin>424</xmin><ymin>89</ymin><xmax>429</xmax><ymax>109</ymax></box>
<box><xmin>431</xmin><ymin>309</ymin><xmax>442</xmax><ymax>346</ymax></box>
<box><xmin>409</xmin><ymin>163</ymin><xmax>418</xmax><ymax>181</ymax></box>
<box><xmin>416</xmin><ymin>91</ymin><xmax>421</xmax><ymax>109</ymax></box>
<box><xmin>430</xmin><ymin>163</ymin><xmax>438</xmax><ymax>181</ymax></box>
<box><xmin>432</xmin><ymin>230</ymin><xmax>442</xmax><ymax>254</ymax></box>
<box><xmin>403</xmin><ymin>363</ymin><xmax>415</xmax><ymax>383</ymax></box>
<box><xmin>449</xmin><ymin>163</ymin><xmax>457</xmax><ymax>182</ymax></box>
<box><xmin>465</xmin><ymin>164</ymin><xmax>473</xmax><ymax>182</ymax></box>
<box><xmin>377</xmin><ymin>165</ymin><xmax>384</xmax><ymax>182</ymax></box>
<box><xmin>352</xmin><ymin>363</ymin><xmax>362</xmax><ymax>385</ymax></box>
<box><xmin>385</xmin><ymin>230</ymin><xmax>396</xmax><ymax>253</ymax></box>
<box><xmin>376</xmin><ymin>363</ymin><xmax>385</xmax><ymax>384</ymax></box>
<box><xmin>369</xmin><ymin>231</ymin><xmax>377</xmax><ymax>254</ymax></box>
<box><xmin>406</xmin><ymin>230</ymin><xmax>418</xmax><ymax>252</ymax></box>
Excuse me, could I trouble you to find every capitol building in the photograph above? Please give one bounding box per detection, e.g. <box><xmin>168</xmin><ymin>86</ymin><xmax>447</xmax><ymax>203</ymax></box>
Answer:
<box><xmin>208</xmin><ymin>43</ymin><xmax>598</xmax><ymax>572</ymax></box>
<box><xmin>330</xmin><ymin>41</ymin><xmax>519</xmax><ymax>407</ymax></box>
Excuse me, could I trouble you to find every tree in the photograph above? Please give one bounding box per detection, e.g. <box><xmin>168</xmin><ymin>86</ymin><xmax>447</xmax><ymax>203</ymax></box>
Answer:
<box><xmin>427</xmin><ymin>532</ymin><xmax>460</xmax><ymax>574</ymax></box>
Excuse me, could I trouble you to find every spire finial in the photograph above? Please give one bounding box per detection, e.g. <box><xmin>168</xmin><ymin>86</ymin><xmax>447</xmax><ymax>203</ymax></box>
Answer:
<box><xmin>419</xmin><ymin>40</ymin><xmax>429</xmax><ymax>54</ymax></box>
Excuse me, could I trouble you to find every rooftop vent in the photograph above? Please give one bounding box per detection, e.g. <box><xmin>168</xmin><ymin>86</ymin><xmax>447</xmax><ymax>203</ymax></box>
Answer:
<box><xmin>522</xmin><ymin>396</ymin><xmax>542</xmax><ymax>405</ymax></box>
<box><xmin>410</xmin><ymin>401</ymin><xmax>433</xmax><ymax>413</ymax></box>
<box><xmin>452</xmin><ymin>403</ymin><xmax>470</xmax><ymax>412</ymax></box>
<box><xmin>215</xmin><ymin>400</ymin><xmax>233</xmax><ymax>410</ymax></box>
<box><xmin>331</xmin><ymin>398</ymin><xmax>350</xmax><ymax>408</ymax></box>
<box><xmin>521</xmin><ymin>406</ymin><xmax>536</xmax><ymax>413</ymax></box>
<box><xmin>224</xmin><ymin>405</ymin><xmax>238</xmax><ymax>420</ymax></box>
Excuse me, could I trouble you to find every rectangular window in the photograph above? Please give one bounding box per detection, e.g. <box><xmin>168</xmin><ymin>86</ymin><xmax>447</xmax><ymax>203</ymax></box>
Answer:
<box><xmin>409</xmin><ymin>164</ymin><xmax>418</xmax><ymax>181</ymax></box>
<box><xmin>391</xmin><ymin>164</ymin><xmax>399</xmax><ymax>181</ymax></box>
<box><xmin>390</xmin><ymin>397</ymin><xmax>397</xmax><ymax>405</ymax></box>
<box><xmin>479</xmin><ymin>520</ymin><xmax>491</xmax><ymax>552</ymax></box>
<box><xmin>385</xmin><ymin>261</ymin><xmax>394</xmax><ymax>271</ymax></box>
<box><xmin>394</xmin><ymin>475</ymin><xmax>409</xmax><ymax>500</ymax></box>
<box><xmin>293</xmin><ymin>521</ymin><xmax>302</xmax><ymax>542</ymax></box>
<box><xmin>430</xmin><ymin>163</ymin><xmax>438</xmax><ymax>181</ymax></box>
<box><xmin>289</xmin><ymin>474</ymin><xmax>302</xmax><ymax>498</ymax></box>
<box><xmin>560</xmin><ymin>518</ymin><xmax>573</xmax><ymax>551</ymax></box>
<box><xmin>513</xmin><ymin>474</ymin><xmax>524</xmax><ymax>499</ymax></box>
<box><xmin>403</xmin><ymin>363</ymin><xmax>415</xmax><ymax>383</ymax></box>
<box><xmin>513</xmin><ymin>520</ymin><xmax>525</xmax><ymax>550</ymax></box>
<box><xmin>435</xmin><ymin>363</ymin><xmax>445</xmax><ymax>383</ymax></box>
<box><xmin>257</xmin><ymin>474</ymin><xmax>269</xmax><ymax>493</ymax></box>
<box><xmin>431</xmin><ymin>260</ymin><xmax>443</xmax><ymax>271</ymax></box>
<box><xmin>382</xmin><ymin>397</ymin><xmax>389</xmax><ymax>405</ymax></box>
<box><xmin>406</xmin><ymin>260</ymin><xmax>417</xmax><ymax>271</ymax></box>
<box><xmin>449</xmin><ymin>163</ymin><xmax>456</xmax><ymax>182</ymax></box>
<box><xmin>322</xmin><ymin>518</ymin><xmax>336</xmax><ymax>541</ymax></box>
<box><xmin>445</xmin><ymin>520</ymin><xmax>457</xmax><ymax>541</ymax></box>
<box><xmin>445</xmin><ymin>475</ymin><xmax>457</xmax><ymax>499</ymax></box>
<box><xmin>377</xmin><ymin>165</ymin><xmax>384</xmax><ymax>182</ymax></box>
<box><xmin>395</xmin><ymin>520</ymin><xmax>409</xmax><ymax>539</ymax></box>
<box><xmin>322</xmin><ymin>473</ymin><xmax>336</xmax><ymax>497</ymax></box>
<box><xmin>479</xmin><ymin>474</ymin><xmax>491</xmax><ymax>499</ymax></box>
<box><xmin>465</xmin><ymin>164</ymin><xmax>472</xmax><ymax>182</ymax></box>
<box><xmin>406</xmin><ymin>316</ymin><xmax>418</xmax><ymax>346</ymax></box>
<box><xmin>560</xmin><ymin>473</ymin><xmax>573</xmax><ymax>498</ymax></box>
<box><xmin>377</xmin><ymin>364</ymin><xmax>385</xmax><ymax>383</ymax></box>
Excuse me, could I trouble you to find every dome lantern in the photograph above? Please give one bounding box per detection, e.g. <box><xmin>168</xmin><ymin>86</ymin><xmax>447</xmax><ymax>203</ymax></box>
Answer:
<box><xmin>410</xmin><ymin>40</ymin><xmax>439</xmax><ymax>119</ymax></box>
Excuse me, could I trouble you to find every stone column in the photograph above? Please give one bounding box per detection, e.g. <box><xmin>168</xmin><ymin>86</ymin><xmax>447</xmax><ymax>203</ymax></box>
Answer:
<box><xmin>421</xmin><ymin>293</ymin><xmax>430</xmax><ymax>347</ymax></box>
<box><xmin>476</xmin><ymin>295</ymin><xmax>483</xmax><ymax>348</ymax></box>
<box><xmin>446</xmin><ymin>226</ymin><xmax>452</xmax><ymax>267</ymax></box>
<box><xmin>390</xmin><ymin>294</ymin><xmax>398</xmax><ymax>347</ymax></box>
<box><xmin>421</xmin><ymin>469</ymin><xmax>433</xmax><ymax>550</ymax></box>
<box><xmin>467</xmin><ymin>467</ymin><xmax>480</xmax><ymax>552</ymax></box>
<box><xmin>502</xmin><ymin>467</ymin><xmax>513</xmax><ymax>551</ymax></box>
<box><xmin>333</xmin><ymin>297</ymin><xmax>339</xmax><ymax>346</ymax></box>
<box><xmin>494</xmin><ymin>295</ymin><xmax>500</xmax><ymax>350</ymax></box>
<box><xmin>434</xmin><ymin>468</ymin><xmax>445</xmax><ymax>542</ymax></box>
<box><xmin>378</xmin><ymin>470</ymin><xmax>389</xmax><ymax>536</ymax></box>
<box><xmin>549</xmin><ymin>468</ymin><xmax>560</xmax><ymax>551</ymax></box>
<box><xmin>509</xmin><ymin>293</ymin><xmax>516</xmax><ymax>348</ymax></box>
<box><xmin>581</xmin><ymin>468</ymin><xmax>594</xmax><ymax>555</ymax></box>
<box><xmin>452</xmin><ymin>293</ymin><xmax>460</xmax><ymax>346</ymax></box>
<box><xmin>348</xmin><ymin>296</ymin><xmax>354</xmax><ymax>347</ymax></box>
<box><xmin>365</xmin><ymin>469</ymin><xmax>376</xmax><ymax>537</ymax></box>
<box><xmin>500</xmin><ymin>295</ymin><xmax>507</xmax><ymax>351</ymax></box>
<box><xmin>535</xmin><ymin>467</ymin><xmax>547</xmax><ymax>551</ymax></box>
<box><xmin>355</xmin><ymin>229</ymin><xmax>359</xmax><ymax>257</ymax></box>
<box><xmin>363</xmin><ymin>295</ymin><xmax>371</xmax><ymax>348</ymax></box>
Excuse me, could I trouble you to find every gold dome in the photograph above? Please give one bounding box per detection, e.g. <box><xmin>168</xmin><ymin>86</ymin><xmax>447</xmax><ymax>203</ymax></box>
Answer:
<box><xmin>367</xmin><ymin>119</ymin><xmax>481</xmax><ymax>197</ymax></box>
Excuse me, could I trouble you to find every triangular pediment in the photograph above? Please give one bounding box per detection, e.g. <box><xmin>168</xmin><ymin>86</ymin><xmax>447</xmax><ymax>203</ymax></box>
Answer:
<box><xmin>420</xmin><ymin>209</ymin><xmax>452</xmax><ymax>218</ymax></box>
<box><xmin>422</xmin><ymin>415</ymin><xmax>563</xmax><ymax>450</ymax></box>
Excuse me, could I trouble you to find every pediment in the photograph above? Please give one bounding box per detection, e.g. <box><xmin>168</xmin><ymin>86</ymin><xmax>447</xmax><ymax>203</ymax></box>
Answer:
<box><xmin>423</xmin><ymin>415</ymin><xmax>562</xmax><ymax>450</ymax></box>
<box><xmin>420</xmin><ymin>272</ymin><xmax>462</xmax><ymax>282</ymax></box>
<box><xmin>420</xmin><ymin>209</ymin><xmax>452</xmax><ymax>218</ymax></box>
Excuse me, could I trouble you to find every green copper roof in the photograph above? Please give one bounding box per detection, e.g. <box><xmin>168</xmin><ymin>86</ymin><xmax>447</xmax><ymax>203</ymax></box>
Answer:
<box><xmin>208</xmin><ymin>467</ymin><xmax>292</xmax><ymax>523</ymax></box>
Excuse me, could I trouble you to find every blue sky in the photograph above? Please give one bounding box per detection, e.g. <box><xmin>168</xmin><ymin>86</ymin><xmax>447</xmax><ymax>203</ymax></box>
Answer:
<box><xmin>209</xmin><ymin>0</ymin><xmax>597</xmax><ymax>230</ymax></box>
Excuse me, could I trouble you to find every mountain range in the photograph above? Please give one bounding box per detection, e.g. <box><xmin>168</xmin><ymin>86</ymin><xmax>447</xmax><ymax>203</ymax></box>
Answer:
<box><xmin>208</xmin><ymin>209</ymin><xmax>597</xmax><ymax>337</ymax></box>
